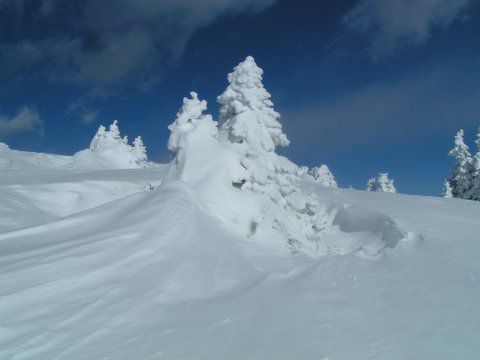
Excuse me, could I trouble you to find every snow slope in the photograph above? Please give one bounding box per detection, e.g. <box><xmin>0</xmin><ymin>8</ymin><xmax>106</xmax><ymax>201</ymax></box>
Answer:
<box><xmin>1</xmin><ymin>151</ymin><xmax>479</xmax><ymax>359</ymax></box>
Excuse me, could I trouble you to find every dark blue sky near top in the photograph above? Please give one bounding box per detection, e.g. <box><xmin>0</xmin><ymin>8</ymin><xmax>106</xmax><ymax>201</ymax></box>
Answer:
<box><xmin>1</xmin><ymin>0</ymin><xmax>480</xmax><ymax>195</ymax></box>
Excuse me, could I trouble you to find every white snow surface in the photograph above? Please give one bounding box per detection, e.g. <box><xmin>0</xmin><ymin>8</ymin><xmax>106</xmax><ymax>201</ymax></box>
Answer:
<box><xmin>1</xmin><ymin>148</ymin><xmax>480</xmax><ymax>359</ymax></box>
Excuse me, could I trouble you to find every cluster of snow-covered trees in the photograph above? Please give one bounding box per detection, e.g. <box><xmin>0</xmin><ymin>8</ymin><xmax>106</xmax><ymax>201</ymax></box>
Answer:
<box><xmin>445</xmin><ymin>128</ymin><xmax>480</xmax><ymax>201</ymax></box>
<box><xmin>72</xmin><ymin>120</ymin><xmax>149</xmax><ymax>169</ymax></box>
<box><xmin>160</xmin><ymin>56</ymin><xmax>348</xmax><ymax>255</ymax></box>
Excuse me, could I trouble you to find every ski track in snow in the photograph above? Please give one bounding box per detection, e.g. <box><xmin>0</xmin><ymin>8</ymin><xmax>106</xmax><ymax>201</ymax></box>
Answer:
<box><xmin>0</xmin><ymin>165</ymin><xmax>480</xmax><ymax>359</ymax></box>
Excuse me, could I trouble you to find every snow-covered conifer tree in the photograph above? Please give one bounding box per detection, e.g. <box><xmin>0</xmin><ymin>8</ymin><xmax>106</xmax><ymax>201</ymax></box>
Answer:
<box><xmin>217</xmin><ymin>56</ymin><xmax>327</xmax><ymax>249</ymax></box>
<box><xmin>366</xmin><ymin>173</ymin><xmax>396</xmax><ymax>193</ymax></box>
<box><xmin>132</xmin><ymin>136</ymin><xmax>148</xmax><ymax>167</ymax></box>
<box><xmin>443</xmin><ymin>180</ymin><xmax>453</xmax><ymax>198</ymax></box>
<box><xmin>167</xmin><ymin>92</ymin><xmax>218</xmax><ymax>154</ymax></box>
<box><xmin>218</xmin><ymin>56</ymin><xmax>289</xmax><ymax>152</ymax></box>
<box><xmin>218</xmin><ymin>56</ymin><xmax>297</xmax><ymax>200</ymax></box>
<box><xmin>109</xmin><ymin>120</ymin><xmax>121</xmax><ymax>141</ymax></box>
<box><xmin>377</xmin><ymin>173</ymin><xmax>396</xmax><ymax>193</ymax></box>
<box><xmin>309</xmin><ymin>165</ymin><xmax>338</xmax><ymax>188</ymax></box>
<box><xmin>448</xmin><ymin>129</ymin><xmax>473</xmax><ymax>199</ymax></box>
<box><xmin>466</xmin><ymin>127</ymin><xmax>480</xmax><ymax>201</ymax></box>
<box><xmin>366</xmin><ymin>178</ymin><xmax>377</xmax><ymax>191</ymax></box>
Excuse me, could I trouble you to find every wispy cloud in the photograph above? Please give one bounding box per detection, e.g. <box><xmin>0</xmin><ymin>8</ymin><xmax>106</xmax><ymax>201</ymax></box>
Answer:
<box><xmin>67</xmin><ymin>100</ymin><xmax>99</xmax><ymax>125</ymax></box>
<box><xmin>0</xmin><ymin>106</ymin><xmax>43</xmax><ymax>138</ymax></box>
<box><xmin>284</xmin><ymin>57</ymin><xmax>480</xmax><ymax>153</ymax></box>
<box><xmin>0</xmin><ymin>0</ymin><xmax>276</xmax><ymax>94</ymax></box>
<box><xmin>343</xmin><ymin>0</ymin><xmax>474</xmax><ymax>57</ymax></box>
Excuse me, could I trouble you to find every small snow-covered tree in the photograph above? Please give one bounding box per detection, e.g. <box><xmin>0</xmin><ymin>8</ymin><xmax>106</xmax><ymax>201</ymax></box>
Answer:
<box><xmin>366</xmin><ymin>173</ymin><xmax>396</xmax><ymax>193</ymax></box>
<box><xmin>448</xmin><ymin>129</ymin><xmax>473</xmax><ymax>199</ymax></box>
<box><xmin>109</xmin><ymin>120</ymin><xmax>121</xmax><ymax>141</ymax></box>
<box><xmin>132</xmin><ymin>136</ymin><xmax>148</xmax><ymax>167</ymax></box>
<box><xmin>309</xmin><ymin>165</ymin><xmax>337</xmax><ymax>188</ymax></box>
<box><xmin>443</xmin><ymin>180</ymin><xmax>453</xmax><ymax>198</ymax></box>
<box><xmin>168</xmin><ymin>92</ymin><xmax>218</xmax><ymax>154</ymax></box>
<box><xmin>366</xmin><ymin>178</ymin><xmax>377</xmax><ymax>191</ymax></box>
<box><xmin>378</xmin><ymin>173</ymin><xmax>396</xmax><ymax>193</ymax></box>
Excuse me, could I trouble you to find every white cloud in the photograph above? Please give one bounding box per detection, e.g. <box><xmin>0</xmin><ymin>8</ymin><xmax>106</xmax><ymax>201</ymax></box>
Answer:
<box><xmin>0</xmin><ymin>0</ymin><xmax>277</xmax><ymax>92</ymax></box>
<box><xmin>343</xmin><ymin>0</ymin><xmax>473</xmax><ymax>57</ymax></box>
<box><xmin>0</xmin><ymin>106</ymin><xmax>43</xmax><ymax>138</ymax></box>
<box><xmin>283</xmin><ymin>57</ymin><xmax>480</xmax><ymax>152</ymax></box>
<box><xmin>67</xmin><ymin>100</ymin><xmax>99</xmax><ymax>125</ymax></box>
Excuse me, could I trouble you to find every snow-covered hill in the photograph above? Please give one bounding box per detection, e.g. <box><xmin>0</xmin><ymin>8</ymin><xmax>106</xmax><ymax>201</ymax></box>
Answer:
<box><xmin>1</xmin><ymin>147</ymin><xmax>479</xmax><ymax>360</ymax></box>
<box><xmin>1</xmin><ymin>56</ymin><xmax>479</xmax><ymax>359</ymax></box>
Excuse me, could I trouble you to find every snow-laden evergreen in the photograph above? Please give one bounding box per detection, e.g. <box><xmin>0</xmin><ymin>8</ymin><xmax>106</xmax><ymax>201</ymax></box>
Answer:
<box><xmin>218</xmin><ymin>56</ymin><xmax>289</xmax><ymax>152</ymax></box>
<box><xmin>309</xmin><ymin>164</ymin><xmax>338</xmax><ymax>188</ymax></box>
<box><xmin>447</xmin><ymin>129</ymin><xmax>473</xmax><ymax>199</ymax></box>
<box><xmin>443</xmin><ymin>180</ymin><xmax>453</xmax><ymax>198</ymax></box>
<box><xmin>73</xmin><ymin>120</ymin><xmax>151</xmax><ymax>169</ymax></box>
<box><xmin>216</xmin><ymin>56</ymin><xmax>335</xmax><ymax>254</ymax></box>
<box><xmin>366</xmin><ymin>173</ymin><xmax>397</xmax><ymax>193</ymax></box>
<box><xmin>132</xmin><ymin>136</ymin><xmax>148</xmax><ymax>168</ymax></box>
<box><xmin>167</xmin><ymin>92</ymin><xmax>218</xmax><ymax>154</ymax></box>
<box><xmin>462</xmin><ymin>127</ymin><xmax>480</xmax><ymax>201</ymax></box>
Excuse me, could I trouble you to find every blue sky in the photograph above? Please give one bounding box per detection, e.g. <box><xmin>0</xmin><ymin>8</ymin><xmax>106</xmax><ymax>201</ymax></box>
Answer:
<box><xmin>1</xmin><ymin>0</ymin><xmax>479</xmax><ymax>195</ymax></box>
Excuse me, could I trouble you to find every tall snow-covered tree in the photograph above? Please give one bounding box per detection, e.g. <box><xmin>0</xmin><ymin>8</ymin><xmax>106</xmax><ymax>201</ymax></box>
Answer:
<box><xmin>309</xmin><ymin>165</ymin><xmax>338</xmax><ymax>188</ymax></box>
<box><xmin>217</xmin><ymin>56</ymin><xmax>327</xmax><ymax>251</ymax></box>
<box><xmin>466</xmin><ymin>127</ymin><xmax>480</xmax><ymax>201</ymax></box>
<box><xmin>217</xmin><ymin>56</ymin><xmax>298</xmax><ymax>203</ymax></box>
<box><xmin>218</xmin><ymin>56</ymin><xmax>289</xmax><ymax>153</ymax></box>
<box><xmin>366</xmin><ymin>173</ymin><xmax>396</xmax><ymax>193</ymax></box>
<box><xmin>448</xmin><ymin>129</ymin><xmax>473</xmax><ymax>199</ymax></box>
